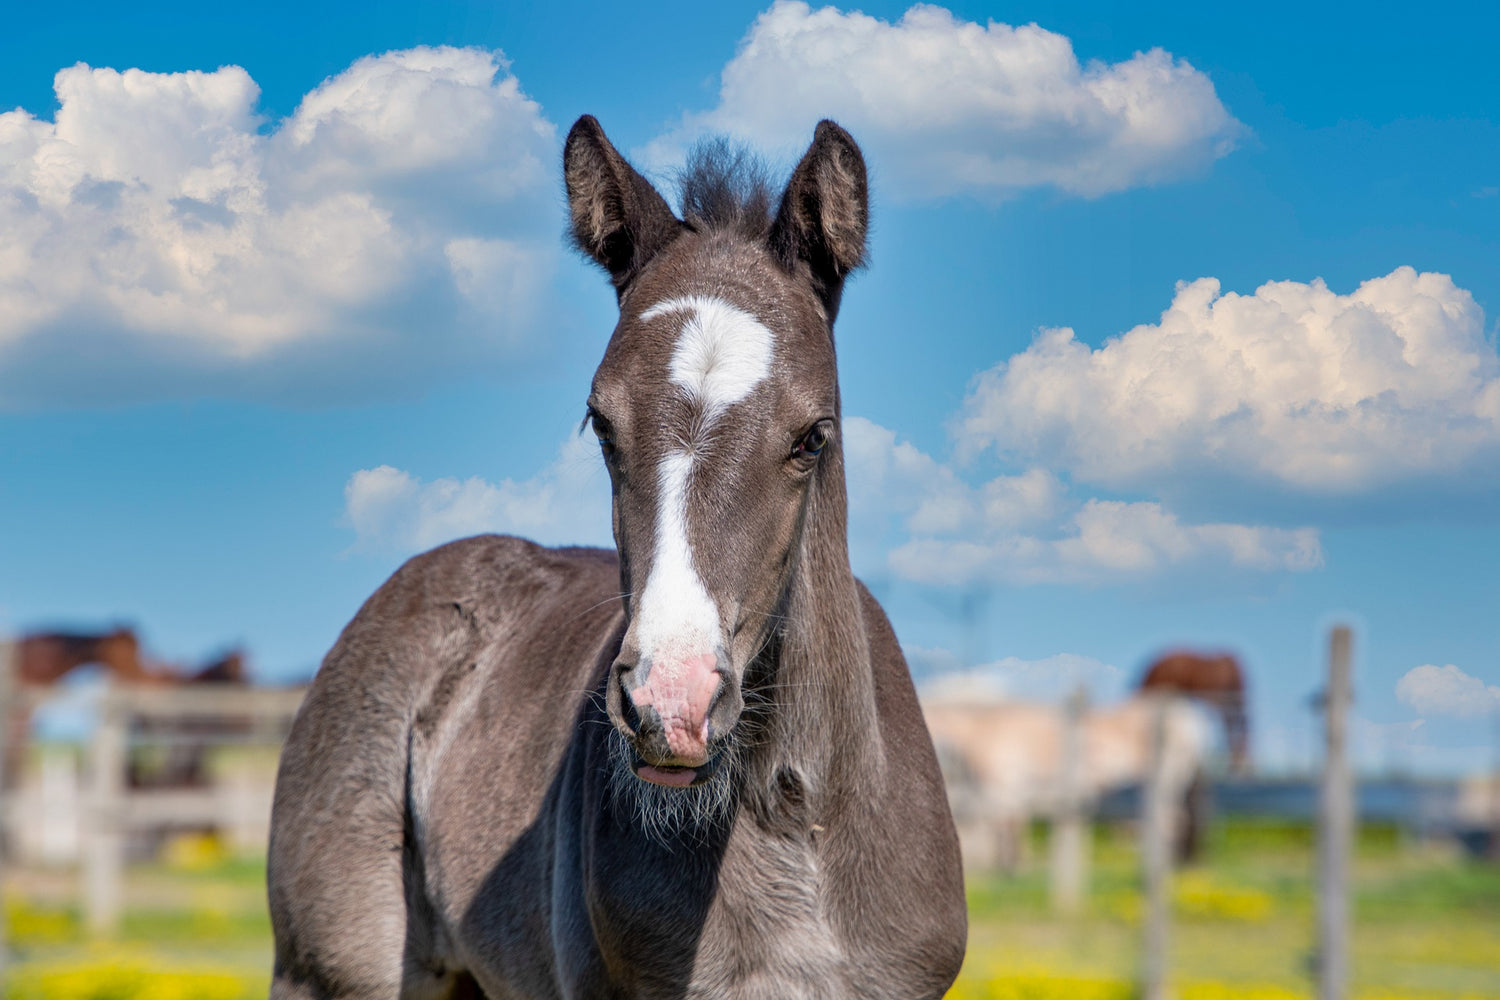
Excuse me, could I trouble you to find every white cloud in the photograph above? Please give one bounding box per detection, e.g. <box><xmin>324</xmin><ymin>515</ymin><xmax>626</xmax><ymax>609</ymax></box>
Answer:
<box><xmin>845</xmin><ymin>416</ymin><xmax>1321</xmax><ymax>586</ymax></box>
<box><xmin>1169</xmin><ymin>712</ymin><xmax>1486</xmax><ymax>778</ymax></box>
<box><xmin>341</xmin><ymin>412</ymin><xmax>1319</xmax><ymax>585</ymax></box>
<box><xmin>344</xmin><ymin>434</ymin><xmax>612</xmax><ymax>554</ymax></box>
<box><xmin>1346</xmin><ymin>714</ymin><xmax>1496</xmax><ymax>777</ymax></box>
<box><xmin>960</xmin><ymin>267</ymin><xmax>1500</xmax><ymax>497</ymax></box>
<box><xmin>888</xmin><ymin>498</ymin><xmax>1321</xmax><ymax>586</ymax></box>
<box><xmin>0</xmin><ymin>47</ymin><xmax>556</xmax><ymax>404</ymax></box>
<box><xmin>1396</xmin><ymin>664</ymin><xmax>1500</xmax><ymax>718</ymax></box>
<box><xmin>642</xmin><ymin>1</ymin><xmax>1240</xmax><ymax>199</ymax></box>
<box><xmin>910</xmin><ymin>647</ymin><xmax>1125</xmax><ymax>703</ymax></box>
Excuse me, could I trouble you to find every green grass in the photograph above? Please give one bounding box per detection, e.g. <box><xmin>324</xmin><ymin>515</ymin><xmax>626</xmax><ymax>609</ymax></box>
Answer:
<box><xmin>3</xmin><ymin>821</ymin><xmax>1497</xmax><ymax>999</ymax></box>
<box><xmin>954</xmin><ymin>821</ymin><xmax>1500</xmax><ymax>1000</ymax></box>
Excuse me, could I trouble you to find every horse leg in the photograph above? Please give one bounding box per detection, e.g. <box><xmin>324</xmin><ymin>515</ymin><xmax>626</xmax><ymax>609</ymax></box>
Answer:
<box><xmin>995</xmin><ymin>812</ymin><xmax>1022</xmax><ymax>874</ymax></box>
<box><xmin>270</xmin><ymin>969</ymin><xmax>480</xmax><ymax>1000</ymax></box>
<box><xmin>268</xmin><ymin>778</ymin><xmax>409</xmax><ymax>998</ymax></box>
<box><xmin>1175</xmin><ymin>771</ymin><xmax>1208</xmax><ymax>865</ymax></box>
<box><xmin>268</xmin><ymin>663</ymin><xmax>414</xmax><ymax>998</ymax></box>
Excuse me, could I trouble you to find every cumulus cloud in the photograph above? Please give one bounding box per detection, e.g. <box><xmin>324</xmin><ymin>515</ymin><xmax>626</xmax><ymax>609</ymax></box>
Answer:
<box><xmin>910</xmin><ymin>647</ymin><xmax>1125</xmax><ymax>703</ymax></box>
<box><xmin>1396</xmin><ymin>664</ymin><xmax>1500</xmax><ymax>718</ymax></box>
<box><xmin>1346</xmin><ymin>714</ymin><xmax>1497</xmax><ymax>777</ymax></box>
<box><xmin>0</xmin><ymin>47</ymin><xmax>557</xmax><ymax>405</ymax></box>
<box><xmin>343</xmin><ymin>411</ymin><xmax>1323</xmax><ymax>584</ymax></box>
<box><xmin>344</xmin><ymin>434</ymin><xmax>611</xmax><ymax>554</ymax></box>
<box><xmin>960</xmin><ymin>267</ymin><xmax>1500</xmax><ymax>497</ymax></box>
<box><xmin>1255</xmin><ymin>715</ymin><xmax>1473</xmax><ymax>776</ymax></box>
<box><xmin>844</xmin><ymin>416</ymin><xmax>1321</xmax><ymax>586</ymax></box>
<box><xmin>642</xmin><ymin>1</ymin><xmax>1240</xmax><ymax>199</ymax></box>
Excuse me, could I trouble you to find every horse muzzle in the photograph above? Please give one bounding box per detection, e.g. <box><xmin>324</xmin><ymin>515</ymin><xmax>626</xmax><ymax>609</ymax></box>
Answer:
<box><xmin>607</xmin><ymin>645</ymin><xmax>743</xmax><ymax>784</ymax></box>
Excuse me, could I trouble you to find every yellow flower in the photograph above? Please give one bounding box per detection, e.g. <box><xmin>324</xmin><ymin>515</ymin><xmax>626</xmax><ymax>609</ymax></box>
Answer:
<box><xmin>8</xmin><ymin>950</ymin><xmax>261</xmax><ymax>1000</ymax></box>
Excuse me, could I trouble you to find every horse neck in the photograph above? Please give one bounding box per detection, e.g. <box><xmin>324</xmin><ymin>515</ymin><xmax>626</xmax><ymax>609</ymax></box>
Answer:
<box><xmin>750</xmin><ymin>443</ymin><xmax>884</xmax><ymax>803</ymax></box>
<box><xmin>19</xmin><ymin>636</ymin><xmax>94</xmax><ymax>685</ymax></box>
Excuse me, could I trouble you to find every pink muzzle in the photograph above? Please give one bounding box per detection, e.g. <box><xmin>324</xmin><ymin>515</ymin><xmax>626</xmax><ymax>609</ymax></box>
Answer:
<box><xmin>628</xmin><ymin>651</ymin><xmax>720</xmax><ymax>765</ymax></box>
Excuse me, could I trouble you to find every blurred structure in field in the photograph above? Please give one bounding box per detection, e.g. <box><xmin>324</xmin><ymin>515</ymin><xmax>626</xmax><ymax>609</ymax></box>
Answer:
<box><xmin>1456</xmin><ymin>771</ymin><xmax>1500</xmax><ymax>859</ymax></box>
<box><xmin>923</xmin><ymin>646</ymin><xmax>1252</xmax><ymax>872</ymax></box>
<box><xmin>1</xmin><ymin>627</ymin><xmax>306</xmax><ymax>934</ymax></box>
<box><xmin>923</xmin><ymin>687</ymin><xmax>1213</xmax><ymax>871</ymax></box>
<box><xmin>921</xmin><ymin>642</ymin><xmax>1499</xmax><ymax>881</ymax></box>
<box><xmin>1</xmin><ymin>627</ymin><xmax>290</xmax><ymax>865</ymax></box>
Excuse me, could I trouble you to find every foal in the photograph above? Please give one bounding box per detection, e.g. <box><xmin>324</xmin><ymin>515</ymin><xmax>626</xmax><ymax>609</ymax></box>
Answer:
<box><xmin>268</xmin><ymin>116</ymin><xmax>967</xmax><ymax>999</ymax></box>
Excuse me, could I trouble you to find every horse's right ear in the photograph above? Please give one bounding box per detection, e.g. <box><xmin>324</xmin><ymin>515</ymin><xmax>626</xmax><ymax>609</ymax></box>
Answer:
<box><xmin>564</xmin><ymin>115</ymin><xmax>683</xmax><ymax>295</ymax></box>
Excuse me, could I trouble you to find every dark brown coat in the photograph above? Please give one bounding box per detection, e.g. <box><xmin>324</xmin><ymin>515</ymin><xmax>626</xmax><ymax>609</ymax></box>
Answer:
<box><xmin>268</xmin><ymin>117</ymin><xmax>966</xmax><ymax>1000</ymax></box>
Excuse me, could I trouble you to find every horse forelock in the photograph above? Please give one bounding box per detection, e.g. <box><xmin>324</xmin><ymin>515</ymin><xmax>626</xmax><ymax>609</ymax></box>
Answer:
<box><xmin>677</xmin><ymin>136</ymin><xmax>775</xmax><ymax>241</ymax></box>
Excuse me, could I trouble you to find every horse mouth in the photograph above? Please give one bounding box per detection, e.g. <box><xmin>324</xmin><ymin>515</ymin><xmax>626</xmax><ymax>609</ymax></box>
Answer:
<box><xmin>632</xmin><ymin>754</ymin><xmax>720</xmax><ymax>788</ymax></box>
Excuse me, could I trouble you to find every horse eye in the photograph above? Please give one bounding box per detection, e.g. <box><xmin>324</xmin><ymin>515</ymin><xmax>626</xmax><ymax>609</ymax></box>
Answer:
<box><xmin>793</xmin><ymin>423</ymin><xmax>829</xmax><ymax>460</ymax></box>
<box><xmin>588</xmin><ymin>410</ymin><xmax>615</xmax><ymax>452</ymax></box>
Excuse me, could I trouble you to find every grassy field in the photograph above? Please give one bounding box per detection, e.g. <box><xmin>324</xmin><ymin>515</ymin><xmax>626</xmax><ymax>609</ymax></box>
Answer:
<box><xmin>2</xmin><ymin>821</ymin><xmax>1496</xmax><ymax>999</ymax></box>
<box><xmin>953</xmin><ymin>821</ymin><xmax>1500</xmax><ymax>1000</ymax></box>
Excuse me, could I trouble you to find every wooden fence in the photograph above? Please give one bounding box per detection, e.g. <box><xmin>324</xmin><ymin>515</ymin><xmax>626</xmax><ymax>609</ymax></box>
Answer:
<box><xmin>1130</xmin><ymin>625</ymin><xmax>1355</xmax><ymax>1000</ymax></box>
<box><xmin>82</xmin><ymin>682</ymin><xmax>306</xmax><ymax>934</ymax></box>
<box><xmin>2</xmin><ymin>626</ymin><xmax>1365</xmax><ymax>976</ymax></box>
<box><xmin>0</xmin><ymin>669</ymin><xmax>306</xmax><ymax>937</ymax></box>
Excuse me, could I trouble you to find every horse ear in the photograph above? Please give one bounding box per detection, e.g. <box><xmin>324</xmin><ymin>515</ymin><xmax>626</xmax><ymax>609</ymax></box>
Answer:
<box><xmin>564</xmin><ymin>115</ymin><xmax>683</xmax><ymax>295</ymax></box>
<box><xmin>769</xmin><ymin>120</ymin><xmax>869</xmax><ymax>323</ymax></box>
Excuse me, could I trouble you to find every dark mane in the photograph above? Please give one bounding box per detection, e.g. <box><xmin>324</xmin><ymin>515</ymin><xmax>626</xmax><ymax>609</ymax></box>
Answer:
<box><xmin>678</xmin><ymin>137</ymin><xmax>774</xmax><ymax>238</ymax></box>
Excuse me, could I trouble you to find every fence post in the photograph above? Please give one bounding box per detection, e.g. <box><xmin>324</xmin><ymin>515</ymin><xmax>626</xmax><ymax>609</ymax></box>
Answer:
<box><xmin>1141</xmin><ymin>693</ymin><xmax>1173</xmax><ymax>1000</ymax></box>
<box><xmin>85</xmin><ymin>682</ymin><xmax>127</xmax><ymax>936</ymax></box>
<box><xmin>1051</xmin><ymin>683</ymin><xmax>1089</xmax><ymax>914</ymax></box>
<box><xmin>1319</xmin><ymin>626</ymin><xmax>1353</xmax><ymax>1000</ymax></box>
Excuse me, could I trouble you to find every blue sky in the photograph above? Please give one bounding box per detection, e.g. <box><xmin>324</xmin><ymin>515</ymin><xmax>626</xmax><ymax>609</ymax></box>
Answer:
<box><xmin>2</xmin><ymin>0</ymin><xmax>1497</xmax><ymax>774</ymax></box>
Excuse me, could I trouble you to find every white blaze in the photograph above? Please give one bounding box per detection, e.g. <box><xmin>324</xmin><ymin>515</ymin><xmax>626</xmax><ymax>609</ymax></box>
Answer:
<box><xmin>635</xmin><ymin>451</ymin><xmax>718</xmax><ymax>658</ymax></box>
<box><xmin>643</xmin><ymin>296</ymin><xmax>776</xmax><ymax>423</ymax></box>
<box><xmin>634</xmin><ymin>296</ymin><xmax>776</xmax><ymax>660</ymax></box>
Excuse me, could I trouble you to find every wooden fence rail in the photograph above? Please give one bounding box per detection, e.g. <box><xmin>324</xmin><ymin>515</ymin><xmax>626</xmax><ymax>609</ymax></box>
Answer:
<box><xmin>81</xmin><ymin>682</ymin><xmax>307</xmax><ymax>934</ymax></box>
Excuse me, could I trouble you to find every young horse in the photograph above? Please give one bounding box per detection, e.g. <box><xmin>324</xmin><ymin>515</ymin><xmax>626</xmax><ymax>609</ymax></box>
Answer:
<box><xmin>268</xmin><ymin>117</ymin><xmax>967</xmax><ymax>999</ymax></box>
<box><xmin>16</xmin><ymin>628</ymin><xmax>151</xmax><ymax>685</ymax></box>
<box><xmin>923</xmin><ymin>693</ymin><xmax>1213</xmax><ymax>871</ymax></box>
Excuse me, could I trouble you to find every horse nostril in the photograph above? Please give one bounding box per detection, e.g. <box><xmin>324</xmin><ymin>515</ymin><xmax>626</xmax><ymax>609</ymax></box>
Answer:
<box><xmin>619</xmin><ymin>675</ymin><xmax>644</xmax><ymax>735</ymax></box>
<box><xmin>607</xmin><ymin>655</ymin><xmax>644</xmax><ymax>737</ymax></box>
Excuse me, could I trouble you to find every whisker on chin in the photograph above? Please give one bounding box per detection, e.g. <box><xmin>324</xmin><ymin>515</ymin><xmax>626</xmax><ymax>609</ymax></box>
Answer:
<box><xmin>606</xmin><ymin>729</ymin><xmax>740</xmax><ymax>848</ymax></box>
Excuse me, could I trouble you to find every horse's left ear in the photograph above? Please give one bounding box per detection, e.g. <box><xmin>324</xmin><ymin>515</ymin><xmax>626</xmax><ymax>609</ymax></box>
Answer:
<box><xmin>769</xmin><ymin>120</ymin><xmax>869</xmax><ymax>323</ymax></box>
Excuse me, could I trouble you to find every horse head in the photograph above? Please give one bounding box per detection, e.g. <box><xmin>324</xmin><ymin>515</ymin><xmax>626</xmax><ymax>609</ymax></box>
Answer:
<box><xmin>563</xmin><ymin>116</ymin><xmax>867</xmax><ymax>791</ymax></box>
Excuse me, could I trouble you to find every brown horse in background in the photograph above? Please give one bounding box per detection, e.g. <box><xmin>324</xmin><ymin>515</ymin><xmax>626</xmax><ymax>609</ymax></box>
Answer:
<box><xmin>6</xmin><ymin>629</ymin><xmax>155</xmax><ymax>788</ymax></box>
<box><xmin>16</xmin><ymin>628</ymin><xmax>156</xmax><ymax>685</ymax></box>
<box><xmin>15</xmin><ymin>628</ymin><xmax>248</xmax><ymax>687</ymax></box>
<box><xmin>1139</xmin><ymin>650</ymin><xmax>1248</xmax><ymax>773</ymax></box>
<box><xmin>7</xmin><ymin>629</ymin><xmax>251</xmax><ymax>789</ymax></box>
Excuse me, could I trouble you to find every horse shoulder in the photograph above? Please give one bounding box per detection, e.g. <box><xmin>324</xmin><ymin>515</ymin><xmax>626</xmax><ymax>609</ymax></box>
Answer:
<box><xmin>843</xmin><ymin>582</ymin><xmax>968</xmax><ymax>995</ymax></box>
<box><xmin>410</xmin><ymin>536</ymin><xmax>627</xmax><ymax>990</ymax></box>
<box><xmin>270</xmin><ymin>534</ymin><xmax>622</xmax><ymax>998</ymax></box>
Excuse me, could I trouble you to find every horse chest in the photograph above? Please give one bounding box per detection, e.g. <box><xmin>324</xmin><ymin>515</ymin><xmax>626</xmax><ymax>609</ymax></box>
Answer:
<box><xmin>579</xmin><ymin>829</ymin><xmax>854</xmax><ymax>999</ymax></box>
